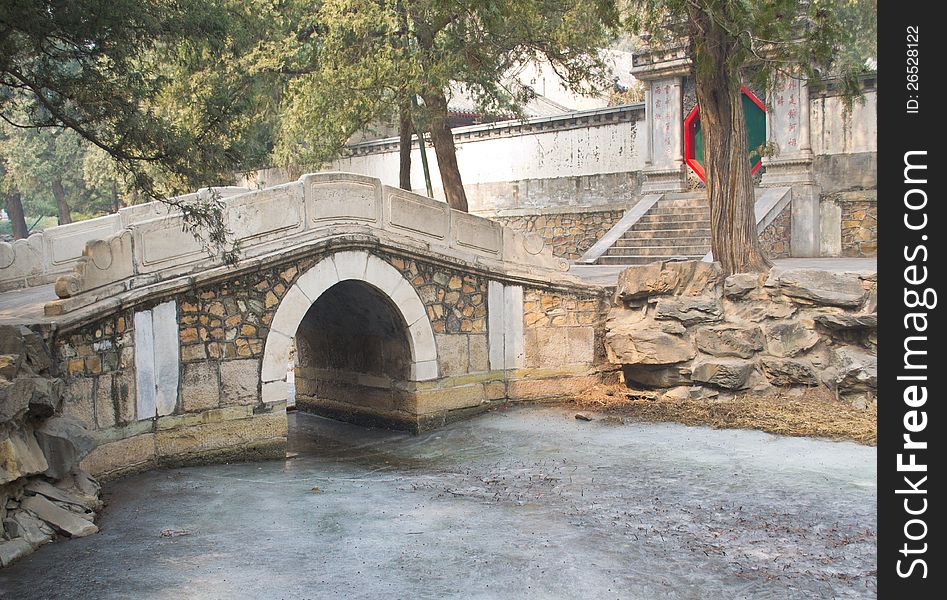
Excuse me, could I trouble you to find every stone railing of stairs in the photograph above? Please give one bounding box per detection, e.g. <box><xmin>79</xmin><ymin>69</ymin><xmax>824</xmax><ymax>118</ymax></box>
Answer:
<box><xmin>578</xmin><ymin>188</ymin><xmax>792</xmax><ymax>266</ymax></box>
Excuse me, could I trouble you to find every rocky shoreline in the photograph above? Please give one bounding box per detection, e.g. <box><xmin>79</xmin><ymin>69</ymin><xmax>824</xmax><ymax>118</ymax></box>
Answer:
<box><xmin>1</xmin><ymin>325</ymin><xmax>102</xmax><ymax>567</ymax></box>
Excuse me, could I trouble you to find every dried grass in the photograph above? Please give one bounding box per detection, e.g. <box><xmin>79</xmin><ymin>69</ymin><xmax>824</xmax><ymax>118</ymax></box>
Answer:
<box><xmin>569</xmin><ymin>384</ymin><xmax>877</xmax><ymax>446</ymax></box>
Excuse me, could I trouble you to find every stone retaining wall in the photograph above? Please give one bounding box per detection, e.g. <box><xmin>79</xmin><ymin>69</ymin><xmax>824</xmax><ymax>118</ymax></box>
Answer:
<box><xmin>839</xmin><ymin>196</ymin><xmax>878</xmax><ymax>257</ymax></box>
<box><xmin>605</xmin><ymin>261</ymin><xmax>877</xmax><ymax>407</ymax></box>
<box><xmin>491</xmin><ymin>208</ymin><xmax>626</xmax><ymax>259</ymax></box>
<box><xmin>758</xmin><ymin>204</ymin><xmax>792</xmax><ymax>259</ymax></box>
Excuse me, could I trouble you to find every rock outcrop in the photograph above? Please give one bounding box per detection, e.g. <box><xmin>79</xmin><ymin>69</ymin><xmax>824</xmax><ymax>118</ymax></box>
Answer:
<box><xmin>0</xmin><ymin>325</ymin><xmax>102</xmax><ymax>568</ymax></box>
<box><xmin>605</xmin><ymin>261</ymin><xmax>877</xmax><ymax>405</ymax></box>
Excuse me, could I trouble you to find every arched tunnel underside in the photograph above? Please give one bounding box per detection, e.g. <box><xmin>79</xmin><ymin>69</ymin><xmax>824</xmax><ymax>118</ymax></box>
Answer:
<box><xmin>293</xmin><ymin>280</ymin><xmax>419</xmax><ymax>429</ymax></box>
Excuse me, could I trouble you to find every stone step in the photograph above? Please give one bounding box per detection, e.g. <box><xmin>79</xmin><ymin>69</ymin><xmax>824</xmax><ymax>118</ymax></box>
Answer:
<box><xmin>626</xmin><ymin>220</ymin><xmax>711</xmax><ymax>231</ymax></box>
<box><xmin>611</xmin><ymin>236</ymin><xmax>711</xmax><ymax>248</ymax></box>
<box><xmin>655</xmin><ymin>197</ymin><xmax>708</xmax><ymax>209</ymax></box>
<box><xmin>620</xmin><ymin>228</ymin><xmax>712</xmax><ymax>240</ymax></box>
<box><xmin>596</xmin><ymin>254</ymin><xmax>707</xmax><ymax>265</ymax></box>
<box><xmin>646</xmin><ymin>207</ymin><xmax>711</xmax><ymax>216</ymax></box>
<box><xmin>635</xmin><ymin>214</ymin><xmax>710</xmax><ymax>225</ymax></box>
<box><xmin>604</xmin><ymin>245</ymin><xmax>709</xmax><ymax>256</ymax></box>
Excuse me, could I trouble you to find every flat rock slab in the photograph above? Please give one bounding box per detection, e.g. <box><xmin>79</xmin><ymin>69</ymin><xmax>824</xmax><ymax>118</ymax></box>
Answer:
<box><xmin>814</xmin><ymin>313</ymin><xmax>878</xmax><ymax>331</ymax></box>
<box><xmin>0</xmin><ymin>538</ymin><xmax>33</xmax><ymax>567</ymax></box>
<box><xmin>21</xmin><ymin>494</ymin><xmax>98</xmax><ymax>538</ymax></box>
<box><xmin>26</xmin><ymin>479</ymin><xmax>96</xmax><ymax>510</ymax></box>
<box><xmin>768</xmin><ymin>269</ymin><xmax>867</xmax><ymax>308</ymax></box>
<box><xmin>654</xmin><ymin>296</ymin><xmax>723</xmax><ymax>326</ymax></box>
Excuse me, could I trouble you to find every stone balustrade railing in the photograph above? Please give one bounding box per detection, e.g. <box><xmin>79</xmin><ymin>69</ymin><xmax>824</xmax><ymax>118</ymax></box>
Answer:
<box><xmin>0</xmin><ymin>187</ymin><xmax>251</xmax><ymax>293</ymax></box>
<box><xmin>19</xmin><ymin>173</ymin><xmax>566</xmax><ymax>315</ymax></box>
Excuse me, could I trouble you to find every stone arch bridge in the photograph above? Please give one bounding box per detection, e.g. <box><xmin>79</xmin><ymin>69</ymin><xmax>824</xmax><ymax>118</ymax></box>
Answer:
<box><xmin>2</xmin><ymin>173</ymin><xmax>608</xmax><ymax>478</ymax></box>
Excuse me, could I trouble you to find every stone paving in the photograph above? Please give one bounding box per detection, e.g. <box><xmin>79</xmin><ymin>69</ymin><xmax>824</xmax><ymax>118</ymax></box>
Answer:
<box><xmin>0</xmin><ymin>407</ymin><xmax>876</xmax><ymax>599</ymax></box>
<box><xmin>568</xmin><ymin>257</ymin><xmax>877</xmax><ymax>287</ymax></box>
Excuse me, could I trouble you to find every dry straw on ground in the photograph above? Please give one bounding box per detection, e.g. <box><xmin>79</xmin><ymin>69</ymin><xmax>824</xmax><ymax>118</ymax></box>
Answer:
<box><xmin>569</xmin><ymin>384</ymin><xmax>877</xmax><ymax>445</ymax></box>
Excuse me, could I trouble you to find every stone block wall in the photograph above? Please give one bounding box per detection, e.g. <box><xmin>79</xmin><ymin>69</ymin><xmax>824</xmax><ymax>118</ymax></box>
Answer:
<box><xmin>35</xmin><ymin>238</ymin><xmax>610</xmax><ymax>478</ymax></box>
<box><xmin>839</xmin><ymin>196</ymin><xmax>878</xmax><ymax>257</ymax></box>
<box><xmin>758</xmin><ymin>205</ymin><xmax>792</xmax><ymax>259</ymax></box>
<box><xmin>605</xmin><ymin>261</ymin><xmax>877</xmax><ymax>407</ymax></box>
<box><xmin>58</xmin><ymin>261</ymin><xmax>300</xmax><ymax>480</ymax></box>
<box><xmin>290</xmin><ymin>250</ymin><xmax>608</xmax><ymax>430</ymax></box>
<box><xmin>491</xmin><ymin>208</ymin><xmax>626</xmax><ymax>260</ymax></box>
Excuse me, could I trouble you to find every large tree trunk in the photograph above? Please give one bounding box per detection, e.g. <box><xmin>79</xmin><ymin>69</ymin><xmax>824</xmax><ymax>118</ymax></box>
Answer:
<box><xmin>420</xmin><ymin>90</ymin><xmax>468</xmax><ymax>212</ymax></box>
<box><xmin>4</xmin><ymin>190</ymin><xmax>29</xmax><ymax>239</ymax></box>
<box><xmin>687</xmin><ymin>3</ymin><xmax>770</xmax><ymax>275</ymax></box>
<box><xmin>398</xmin><ymin>94</ymin><xmax>414</xmax><ymax>191</ymax></box>
<box><xmin>52</xmin><ymin>178</ymin><xmax>72</xmax><ymax>225</ymax></box>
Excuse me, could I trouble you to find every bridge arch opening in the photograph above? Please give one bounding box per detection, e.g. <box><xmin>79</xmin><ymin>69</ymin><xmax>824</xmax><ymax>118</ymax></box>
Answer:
<box><xmin>261</xmin><ymin>251</ymin><xmax>438</xmax><ymax>428</ymax></box>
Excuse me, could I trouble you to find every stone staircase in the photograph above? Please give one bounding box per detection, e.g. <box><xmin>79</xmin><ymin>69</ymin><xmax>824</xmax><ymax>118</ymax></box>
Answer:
<box><xmin>596</xmin><ymin>193</ymin><xmax>710</xmax><ymax>265</ymax></box>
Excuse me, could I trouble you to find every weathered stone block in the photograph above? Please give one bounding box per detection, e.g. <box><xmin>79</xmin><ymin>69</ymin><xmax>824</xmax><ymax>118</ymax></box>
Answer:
<box><xmin>436</xmin><ymin>334</ymin><xmax>471</xmax><ymax>377</ymax></box>
<box><xmin>414</xmin><ymin>384</ymin><xmax>485</xmax><ymax>414</ymax></box>
<box><xmin>154</xmin><ymin>411</ymin><xmax>287</xmax><ymax>458</ymax></box>
<box><xmin>34</xmin><ymin>416</ymin><xmax>96</xmax><ymax>479</ymax></box>
<box><xmin>695</xmin><ymin>325</ymin><xmax>764</xmax><ymax>358</ymax></box>
<box><xmin>691</xmin><ymin>359</ymin><xmax>756</xmax><ymax>390</ymax></box>
<box><xmin>80</xmin><ymin>433</ymin><xmax>155</xmax><ymax>477</ymax></box>
<box><xmin>60</xmin><ymin>377</ymin><xmax>95</xmax><ymax>427</ymax></box>
<box><xmin>220</xmin><ymin>359</ymin><xmax>260</xmax><ymax>406</ymax></box>
<box><xmin>468</xmin><ymin>335</ymin><xmax>489</xmax><ymax>373</ymax></box>
<box><xmin>616</xmin><ymin>260</ymin><xmax>722</xmax><ymax>302</ymax></box>
<box><xmin>622</xmin><ymin>363</ymin><xmax>691</xmax><ymax>387</ymax></box>
<box><xmin>94</xmin><ymin>375</ymin><xmax>115</xmax><ymax>429</ymax></box>
<box><xmin>654</xmin><ymin>297</ymin><xmax>723</xmax><ymax>325</ymax></box>
<box><xmin>21</xmin><ymin>495</ymin><xmax>98</xmax><ymax>537</ymax></box>
<box><xmin>0</xmin><ymin>538</ymin><xmax>33</xmax><ymax>567</ymax></box>
<box><xmin>813</xmin><ymin>312</ymin><xmax>877</xmax><ymax>331</ymax></box>
<box><xmin>181</xmin><ymin>362</ymin><xmax>221</xmax><ymax>411</ymax></box>
<box><xmin>4</xmin><ymin>511</ymin><xmax>53</xmax><ymax>547</ymax></box>
<box><xmin>768</xmin><ymin>269</ymin><xmax>866</xmax><ymax>307</ymax></box>
<box><xmin>507</xmin><ymin>374</ymin><xmax>599</xmax><ymax>400</ymax></box>
<box><xmin>760</xmin><ymin>358</ymin><xmax>820</xmax><ymax>387</ymax></box>
<box><xmin>113</xmin><ymin>369</ymin><xmax>136</xmax><ymax>423</ymax></box>
<box><xmin>833</xmin><ymin>347</ymin><xmax>877</xmax><ymax>392</ymax></box>
<box><xmin>0</xmin><ymin>353</ymin><xmax>21</xmax><ymax>379</ymax></box>
<box><xmin>730</xmin><ymin>302</ymin><xmax>796</xmax><ymax>323</ymax></box>
<box><xmin>606</xmin><ymin>315</ymin><xmax>696</xmax><ymax>365</ymax></box>
<box><xmin>0</xmin><ymin>429</ymin><xmax>49</xmax><ymax>485</ymax></box>
<box><xmin>723</xmin><ymin>273</ymin><xmax>761</xmax><ymax>298</ymax></box>
<box><xmin>765</xmin><ymin>321</ymin><xmax>819</xmax><ymax>357</ymax></box>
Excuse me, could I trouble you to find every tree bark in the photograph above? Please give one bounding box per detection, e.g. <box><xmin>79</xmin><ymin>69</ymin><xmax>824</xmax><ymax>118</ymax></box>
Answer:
<box><xmin>111</xmin><ymin>180</ymin><xmax>121</xmax><ymax>213</ymax></box>
<box><xmin>52</xmin><ymin>178</ymin><xmax>72</xmax><ymax>225</ymax></box>
<box><xmin>398</xmin><ymin>95</ymin><xmax>414</xmax><ymax>191</ymax></box>
<box><xmin>687</xmin><ymin>2</ymin><xmax>770</xmax><ymax>275</ymax></box>
<box><xmin>4</xmin><ymin>190</ymin><xmax>29</xmax><ymax>239</ymax></box>
<box><xmin>420</xmin><ymin>90</ymin><xmax>468</xmax><ymax>212</ymax></box>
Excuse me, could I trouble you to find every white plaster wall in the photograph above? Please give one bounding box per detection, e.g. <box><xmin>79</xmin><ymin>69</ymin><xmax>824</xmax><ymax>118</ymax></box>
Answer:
<box><xmin>325</xmin><ymin>120</ymin><xmax>645</xmax><ymax>200</ymax></box>
<box><xmin>810</xmin><ymin>90</ymin><xmax>877</xmax><ymax>156</ymax></box>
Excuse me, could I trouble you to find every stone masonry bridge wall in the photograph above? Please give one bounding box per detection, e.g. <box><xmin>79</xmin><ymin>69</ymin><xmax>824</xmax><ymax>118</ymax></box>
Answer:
<box><xmin>24</xmin><ymin>174</ymin><xmax>610</xmax><ymax>480</ymax></box>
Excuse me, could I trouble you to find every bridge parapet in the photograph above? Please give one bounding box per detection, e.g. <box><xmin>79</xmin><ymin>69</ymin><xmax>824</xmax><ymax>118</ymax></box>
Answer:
<box><xmin>44</xmin><ymin>173</ymin><xmax>568</xmax><ymax>316</ymax></box>
<box><xmin>0</xmin><ymin>187</ymin><xmax>250</xmax><ymax>293</ymax></box>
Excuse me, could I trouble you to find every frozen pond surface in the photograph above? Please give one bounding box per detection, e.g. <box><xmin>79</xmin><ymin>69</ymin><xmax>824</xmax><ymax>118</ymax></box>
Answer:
<box><xmin>1</xmin><ymin>407</ymin><xmax>876</xmax><ymax>599</ymax></box>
